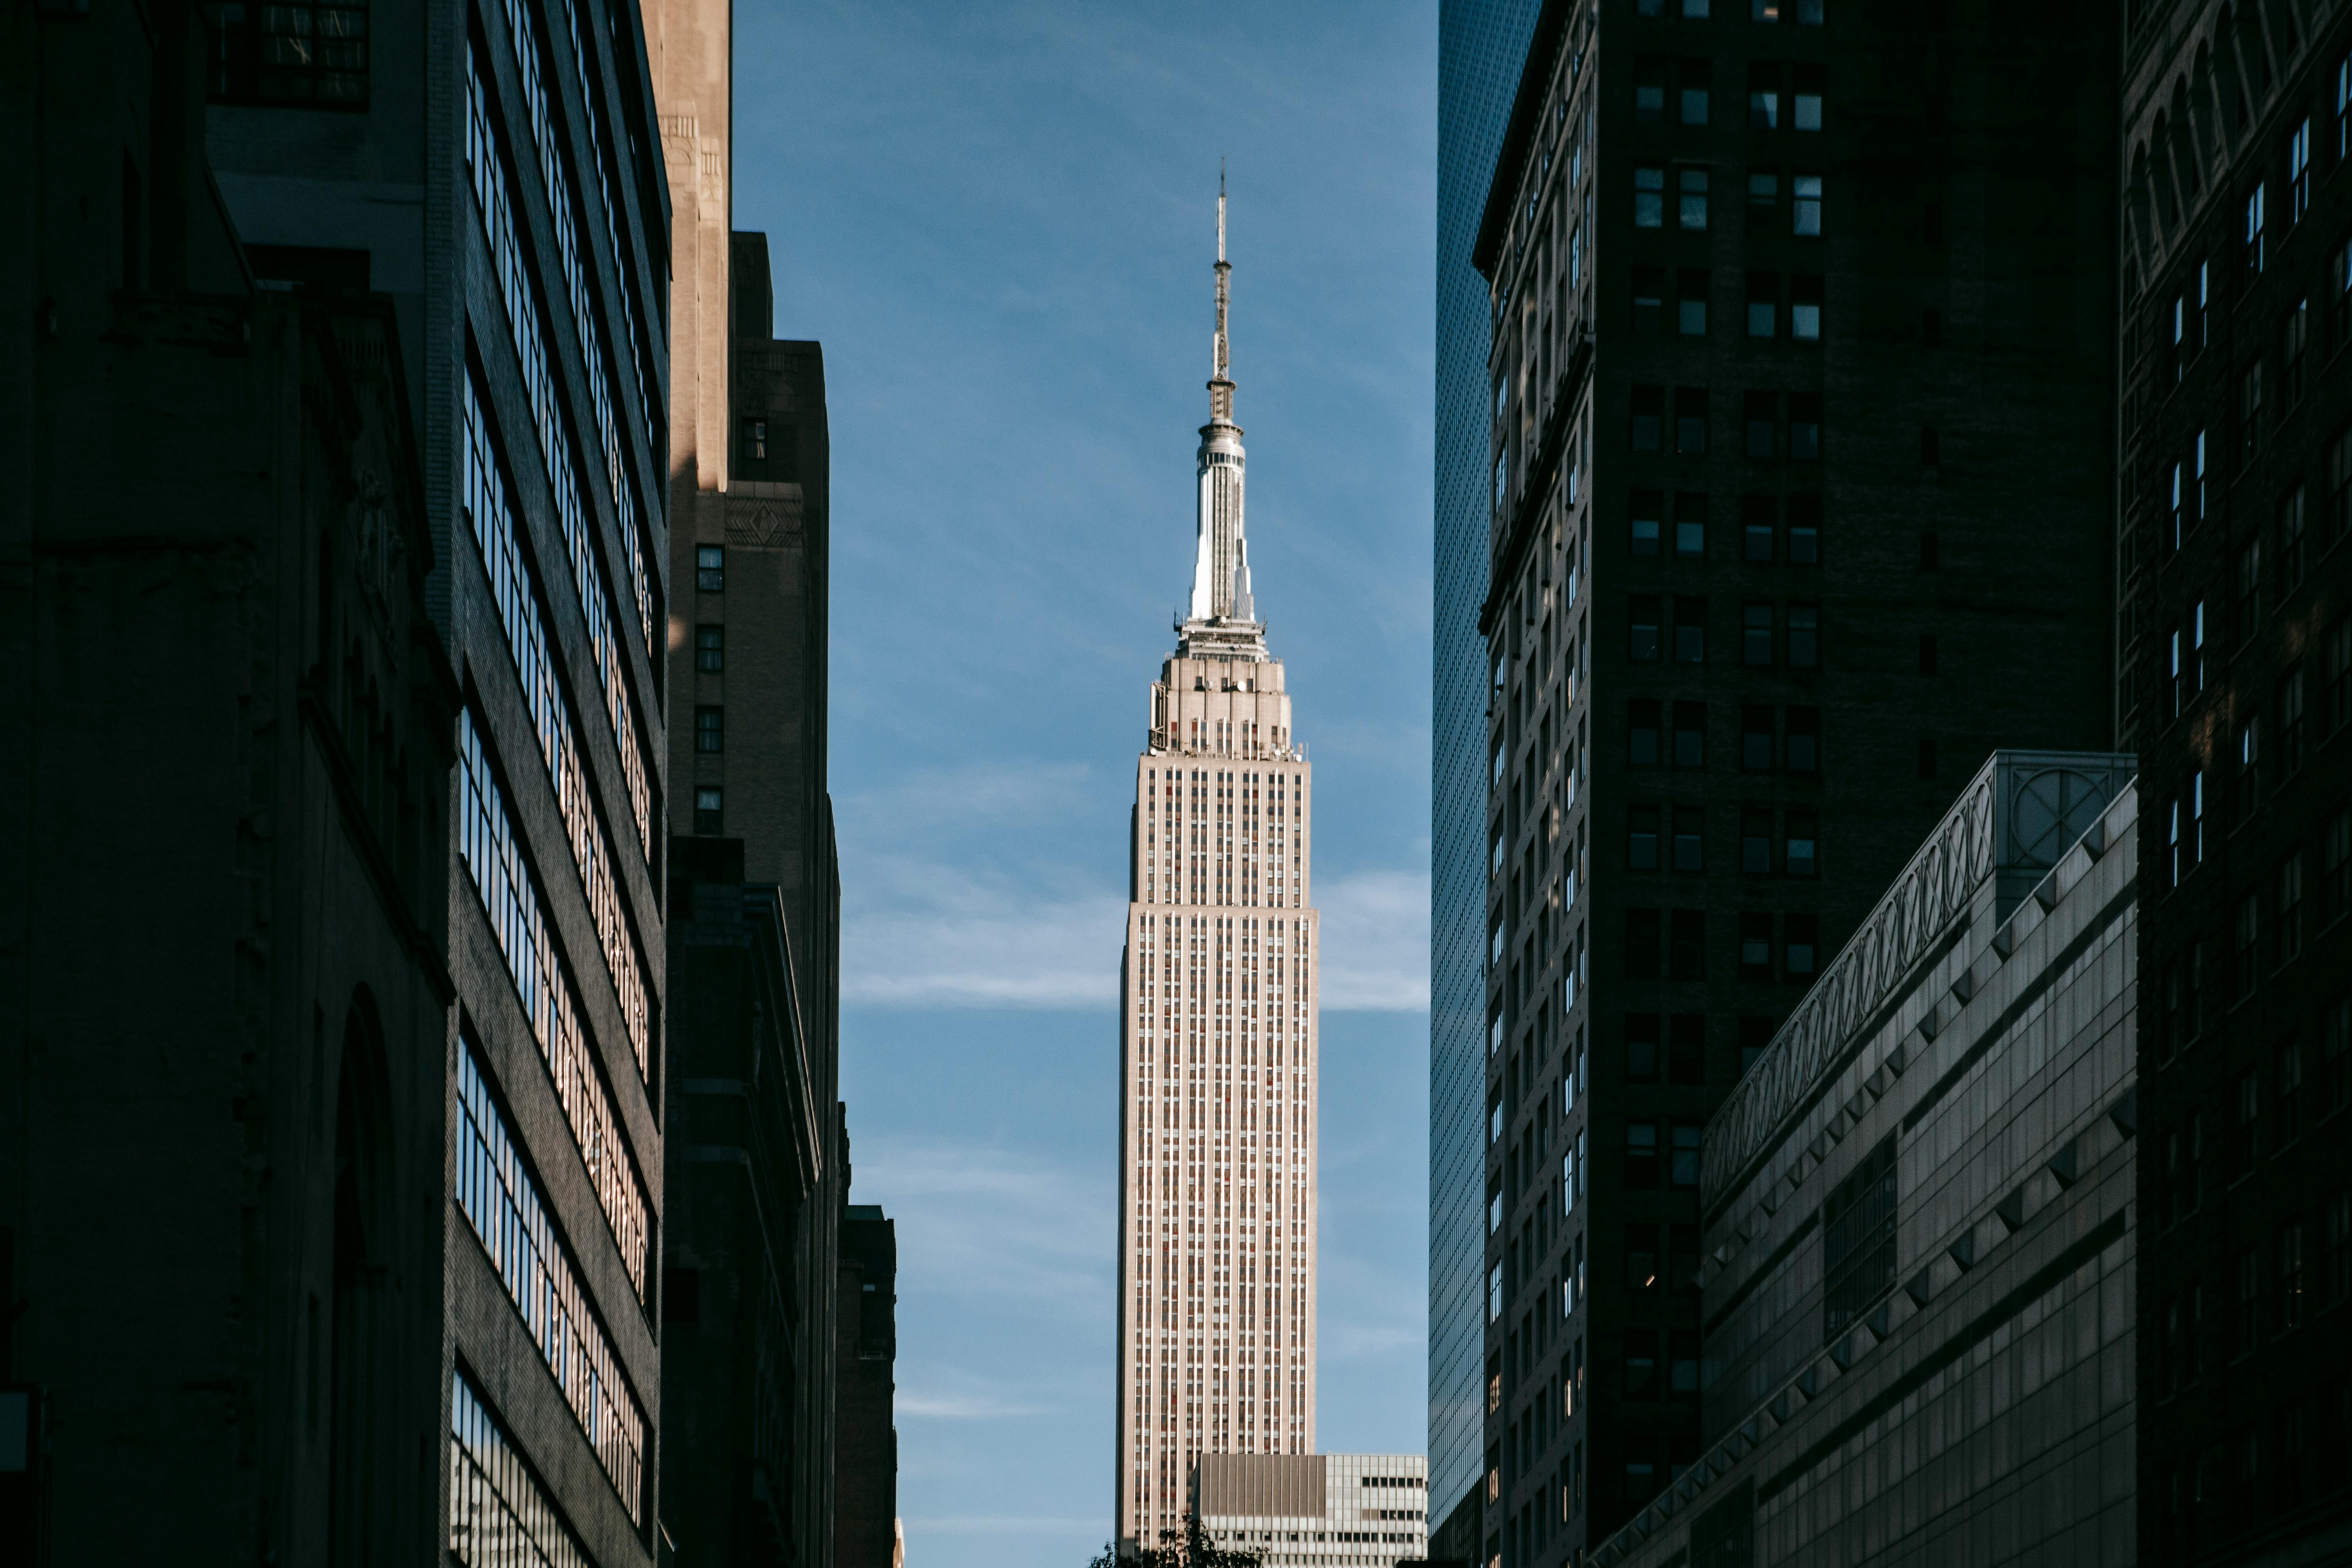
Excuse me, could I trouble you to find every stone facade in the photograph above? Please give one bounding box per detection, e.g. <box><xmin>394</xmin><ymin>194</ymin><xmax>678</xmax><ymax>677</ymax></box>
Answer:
<box><xmin>2118</xmin><ymin>4</ymin><xmax>2352</xmax><ymax>1563</ymax></box>
<box><xmin>1195</xmin><ymin>1452</ymin><xmax>1432</xmax><ymax>1568</ymax></box>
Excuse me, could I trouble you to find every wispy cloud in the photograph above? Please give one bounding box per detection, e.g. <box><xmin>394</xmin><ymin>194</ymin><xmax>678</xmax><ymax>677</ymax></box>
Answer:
<box><xmin>898</xmin><ymin>1390</ymin><xmax>1056</xmax><ymax>1420</ymax></box>
<box><xmin>1318</xmin><ymin>867</ymin><xmax>1430</xmax><ymax>1011</ymax></box>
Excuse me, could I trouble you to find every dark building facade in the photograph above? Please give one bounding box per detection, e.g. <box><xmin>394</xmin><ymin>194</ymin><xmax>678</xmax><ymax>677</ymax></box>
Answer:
<box><xmin>1462</xmin><ymin>4</ymin><xmax>2119</xmax><ymax>1564</ymax></box>
<box><xmin>656</xmin><ymin>226</ymin><xmax>845</xmax><ymax>1568</ymax></box>
<box><xmin>199</xmin><ymin>0</ymin><xmax>673</xmax><ymax>1555</ymax></box>
<box><xmin>5</xmin><ymin>5</ymin><xmax>462</xmax><ymax>1558</ymax></box>
<box><xmin>836</xmin><ymin>1204</ymin><xmax>899</xmax><ymax>1568</ymax></box>
<box><xmin>1587</xmin><ymin>756</ymin><xmax>2141</xmax><ymax>1568</ymax></box>
<box><xmin>1435</xmin><ymin>0</ymin><xmax>1549</xmax><ymax>1533</ymax></box>
<box><xmin>2118</xmin><ymin>4</ymin><xmax>2352</xmax><ymax>1562</ymax></box>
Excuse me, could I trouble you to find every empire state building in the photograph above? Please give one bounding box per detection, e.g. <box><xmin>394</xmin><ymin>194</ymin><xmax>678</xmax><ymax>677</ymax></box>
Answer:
<box><xmin>1116</xmin><ymin>187</ymin><xmax>1320</xmax><ymax>1550</ymax></box>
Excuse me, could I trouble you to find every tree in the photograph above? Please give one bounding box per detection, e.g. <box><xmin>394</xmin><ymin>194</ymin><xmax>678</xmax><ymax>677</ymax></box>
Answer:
<box><xmin>1086</xmin><ymin>1508</ymin><xmax>1264</xmax><ymax>1568</ymax></box>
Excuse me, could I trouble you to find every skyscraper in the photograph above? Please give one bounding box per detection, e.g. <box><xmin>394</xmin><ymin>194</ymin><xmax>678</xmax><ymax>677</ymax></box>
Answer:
<box><xmin>1432</xmin><ymin>4</ymin><xmax>1548</xmax><ymax>1548</ymax></box>
<box><xmin>1452</xmin><ymin>4</ymin><xmax>2117</xmax><ymax>1562</ymax></box>
<box><xmin>2117</xmin><ymin>6</ymin><xmax>2352</xmax><ymax>1561</ymax></box>
<box><xmin>1118</xmin><ymin>190</ymin><xmax>1322</xmax><ymax>1551</ymax></box>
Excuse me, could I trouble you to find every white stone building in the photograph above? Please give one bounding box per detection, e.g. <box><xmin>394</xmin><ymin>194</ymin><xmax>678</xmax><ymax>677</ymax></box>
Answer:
<box><xmin>1195</xmin><ymin>1453</ymin><xmax>1432</xmax><ymax>1568</ymax></box>
<box><xmin>1117</xmin><ymin>185</ymin><xmax>1324</xmax><ymax>1551</ymax></box>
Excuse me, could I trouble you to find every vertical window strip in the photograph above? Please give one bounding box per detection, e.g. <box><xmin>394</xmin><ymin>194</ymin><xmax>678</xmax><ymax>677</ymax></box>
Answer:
<box><xmin>498</xmin><ymin>0</ymin><xmax>656</xmax><ymax>660</ymax></box>
<box><xmin>457</xmin><ymin>710</ymin><xmax>650</xmax><ymax>1299</ymax></box>
<box><xmin>457</xmin><ymin>1043</ymin><xmax>646</xmax><ymax>1518</ymax></box>
<box><xmin>466</xmin><ymin>44</ymin><xmax>654</xmax><ymax>863</ymax></box>
<box><xmin>463</xmin><ymin>375</ymin><xmax>654</xmax><ymax>1085</ymax></box>
<box><xmin>449</xmin><ymin>1370</ymin><xmax>595</xmax><ymax>1568</ymax></box>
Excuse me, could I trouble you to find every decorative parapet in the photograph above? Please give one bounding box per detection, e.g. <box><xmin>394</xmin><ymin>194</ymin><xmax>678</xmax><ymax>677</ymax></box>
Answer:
<box><xmin>1701</xmin><ymin>750</ymin><xmax>2135</xmax><ymax>1207</ymax></box>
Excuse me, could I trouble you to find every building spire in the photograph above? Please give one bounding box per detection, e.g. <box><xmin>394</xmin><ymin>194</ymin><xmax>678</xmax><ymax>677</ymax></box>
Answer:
<box><xmin>1210</xmin><ymin>161</ymin><xmax>1235</xmax><ymax>425</ymax></box>
<box><xmin>1182</xmin><ymin>168</ymin><xmax>1260</xmax><ymax>650</ymax></box>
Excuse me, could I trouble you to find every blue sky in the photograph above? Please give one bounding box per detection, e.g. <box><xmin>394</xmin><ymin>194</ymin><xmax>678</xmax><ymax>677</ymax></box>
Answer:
<box><xmin>733</xmin><ymin>4</ymin><xmax>1438</xmax><ymax>1561</ymax></box>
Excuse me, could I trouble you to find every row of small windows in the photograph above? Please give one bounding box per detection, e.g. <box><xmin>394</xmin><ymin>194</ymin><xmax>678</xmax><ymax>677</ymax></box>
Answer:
<box><xmin>1628</xmin><ymin>700</ymin><xmax>1820</xmax><ymax>772</ymax></box>
<box><xmin>1628</xmin><ymin>491</ymin><xmax>1819</xmax><ymax>561</ymax></box>
<box><xmin>1634</xmin><ymin>167</ymin><xmax>1822</xmax><ymax>235</ymax></box>
<box><xmin>1634</xmin><ymin>0</ymin><xmax>1826</xmax><ymax>21</ymax></box>
<box><xmin>1627</xmin><ymin>595</ymin><xmax>1819</xmax><ymax>668</ymax></box>
<box><xmin>1634</xmin><ymin>57</ymin><xmax>1822</xmax><ymax>131</ymax></box>
<box><xmin>1633</xmin><ymin>268</ymin><xmax>1821</xmax><ymax>340</ymax></box>
<box><xmin>1624</xmin><ymin>804</ymin><xmax>1819</xmax><ymax>877</ymax></box>
<box><xmin>1630</xmin><ymin>386</ymin><xmax>1823</xmax><ymax>461</ymax></box>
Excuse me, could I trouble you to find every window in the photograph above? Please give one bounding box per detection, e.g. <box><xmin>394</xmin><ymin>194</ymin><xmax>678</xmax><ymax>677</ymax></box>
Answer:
<box><xmin>1792</xmin><ymin>64</ymin><xmax>1822</xmax><ymax>130</ymax></box>
<box><xmin>1740</xmin><ymin>1015</ymin><xmax>1774</xmax><ymax>1073</ymax></box>
<box><xmin>1673</xmin><ymin>597</ymin><xmax>1706</xmax><ymax>662</ymax></box>
<box><xmin>2237</xmin><ymin>716</ymin><xmax>2261</xmax><ymax>824</ymax></box>
<box><xmin>1785</xmin><ymin>706</ymin><xmax>1819</xmax><ymax>771</ymax></box>
<box><xmin>2278</xmin><ymin>1037</ymin><xmax>2305</xmax><ymax>1148</ymax></box>
<box><xmin>1749</xmin><ymin>63</ymin><xmax>1781</xmax><ymax>128</ymax></box>
<box><xmin>1630</xmin><ymin>598</ymin><xmax>1662</xmax><ymax>662</ymax></box>
<box><xmin>2278</xmin><ymin>853</ymin><xmax>2305</xmax><ymax>967</ymax></box>
<box><xmin>1785</xmin><ymin>811</ymin><xmax>1818</xmax><ymax>877</ymax></box>
<box><xmin>1787</xmin><ymin>495</ymin><xmax>1820</xmax><ymax>562</ymax></box>
<box><xmin>697</xmin><ymin>544</ymin><xmax>726</xmax><ymax>593</ymax></box>
<box><xmin>1746</xmin><ymin>271</ymin><xmax>1778</xmax><ymax>337</ymax></box>
<box><xmin>1744</xmin><ymin>391</ymin><xmax>1776</xmax><ymax>458</ymax></box>
<box><xmin>2276</xmin><ymin>1223</ymin><xmax>2306</xmax><ymax>1331</ymax></box>
<box><xmin>1678</xmin><ymin>168</ymin><xmax>1710</xmax><ymax>231</ymax></box>
<box><xmin>2242</xmin><ymin>360</ymin><xmax>2263</xmax><ymax>463</ymax></box>
<box><xmin>2284</xmin><ymin>302</ymin><xmax>2309</xmax><ymax>413</ymax></box>
<box><xmin>695</xmin><ymin>624</ymin><xmax>724</xmax><ymax>673</ymax></box>
<box><xmin>1748</xmin><ymin>170</ymin><xmax>1779</xmax><ymax>222</ymax></box>
<box><xmin>1626</xmin><ymin>1014</ymin><xmax>1661</xmax><ymax>1083</ymax></box>
<box><xmin>1679</xmin><ymin>60</ymin><xmax>1710</xmax><ymax>126</ymax></box>
<box><xmin>2234</xmin><ymin>1247</ymin><xmax>2260</xmax><ymax>1359</ymax></box>
<box><xmin>203</xmin><ymin>0</ymin><xmax>371</xmax><ymax>107</ymax></box>
<box><xmin>1628</xmin><ymin>806</ymin><xmax>1661</xmax><ymax>871</ymax></box>
<box><xmin>695</xmin><ymin>706</ymin><xmax>724</xmax><ymax>754</ymax></box>
<box><xmin>693</xmin><ymin>786</ymin><xmax>724</xmax><ymax>835</ymax></box>
<box><xmin>1669</xmin><ymin>1123</ymin><xmax>1702</xmax><ymax>1187</ymax></box>
<box><xmin>1631</xmin><ymin>489</ymin><xmax>1663</xmax><ymax>555</ymax></box>
<box><xmin>1635</xmin><ymin>166</ymin><xmax>1666</xmax><ymax>228</ymax></box>
<box><xmin>1788</xmin><ymin>605</ymin><xmax>1819</xmax><ymax>668</ymax></box>
<box><xmin>2325</xmin><ymin>807</ymin><xmax>2351</xmax><ymax>926</ymax></box>
<box><xmin>1626</xmin><ymin>1124</ymin><xmax>1659</xmax><ymax>1189</ymax></box>
<box><xmin>1788</xmin><ymin>393</ymin><xmax>1821</xmax><ymax>460</ymax></box>
<box><xmin>1784</xmin><ymin>913</ymin><xmax>1818</xmax><ymax>977</ymax></box>
<box><xmin>1741</xmin><ymin>705</ymin><xmax>1773</xmax><ymax>770</ymax></box>
<box><xmin>1743</xmin><ymin>495</ymin><xmax>1775</xmax><ymax>561</ymax></box>
<box><xmin>2235</xmin><ymin>1071</ymin><xmax>2260</xmax><ymax>1180</ymax></box>
<box><xmin>1630</xmin><ymin>699</ymin><xmax>1662</xmax><ymax>765</ymax></box>
<box><xmin>1633</xmin><ymin>386</ymin><xmax>1665</xmax><ymax>450</ymax></box>
<box><xmin>1627</xmin><ymin>909</ymin><xmax>1662</xmax><ymax>977</ymax></box>
<box><xmin>742</xmin><ymin>417</ymin><xmax>768</xmax><ymax>462</ymax></box>
<box><xmin>1675</xmin><ymin>388</ymin><xmax>1710</xmax><ymax>453</ymax></box>
<box><xmin>2329</xmin><ymin>1187</ymin><xmax>2352</xmax><ymax>1306</ymax></box>
<box><xmin>1672</xmin><ymin>807</ymin><xmax>1704</xmax><ymax>871</ymax></box>
<box><xmin>1675</xmin><ymin>492</ymin><xmax>1708</xmax><ymax>556</ymax></box>
<box><xmin>1792</xmin><ymin>173</ymin><xmax>1822</xmax><ymax>235</ymax></box>
<box><xmin>1789</xmin><ymin>274</ymin><xmax>1822</xmax><ymax>339</ymax></box>
<box><xmin>1669</xmin><ymin>909</ymin><xmax>1706</xmax><ymax>979</ymax></box>
<box><xmin>2289</xmin><ymin>119</ymin><xmax>2311</xmax><ymax>226</ymax></box>
<box><xmin>1636</xmin><ymin>56</ymin><xmax>1667</xmax><ymax>121</ymax></box>
<box><xmin>2236</xmin><ymin>892</ymin><xmax>2260</xmax><ymax>1001</ymax></box>
<box><xmin>1740</xmin><ymin>911</ymin><xmax>1773</xmax><ymax>973</ymax></box>
<box><xmin>2246</xmin><ymin>182</ymin><xmax>2266</xmax><ymax>275</ymax></box>
<box><xmin>1672</xmin><ymin>701</ymin><xmax>1706</xmax><ymax>766</ymax></box>
<box><xmin>1823</xmin><ymin>1137</ymin><xmax>1897</xmax><ymax>1339</ymax></box>
<box><xmin>2330</xmin><ymin>620</ymin><xmax>2352</xmax><ymax>732</ymax></box>
<box><xmin>1633</xmin><ymin>267</ymin><xmax>1666</xmax><ymax>334</ymax></box>
<box><xmin>1743</xmin><ymin>602</ymin><xmax>1773</xmax><ymax>666</ymax></box>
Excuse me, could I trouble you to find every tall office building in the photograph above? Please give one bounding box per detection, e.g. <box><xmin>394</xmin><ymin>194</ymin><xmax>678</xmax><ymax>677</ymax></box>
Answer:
<box><xmin>2116</xmin><ymin>6</ymin><xmax>2352</xmax><ymax>1562</ymax></box>
<box><xmin>1455</xmin><ymin>4</ymin><xmax>2118</xmax><ymax>1562</ymax></box>
<box><xmin>6</xmin><ymin>12</ymin><xmax>458</xmax><ymax>1554</ymax></box>
<box><xmin>1117</xmin><ymin>192</ymin><xmax>1323</xmax><ymax>1550</ymax></box>
<box><xmin>202</xmin><ymin>0</ymin><xmax>675</xmax><ymax>1558</ymax></box>
<box><xmin>1433</xmin><ymin>4</ymin><xmax>1548</xmax><ymax>1550</ymax></box>
<box><xmin>654</xmin><ymin>7</ymin><xmax>849</xmax><ymax>1536</ymax></box>
<box><xmin>8</xmin><ymin>0</ymin><xmax>672</xmax><ymax>1556</ymax></box>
